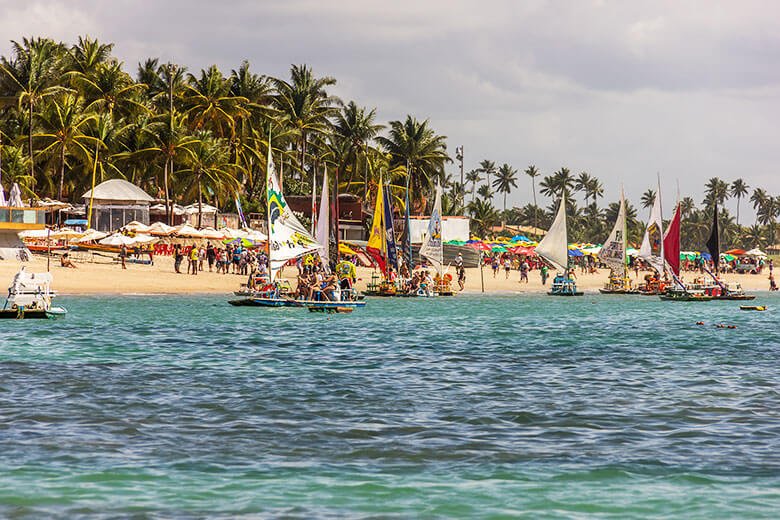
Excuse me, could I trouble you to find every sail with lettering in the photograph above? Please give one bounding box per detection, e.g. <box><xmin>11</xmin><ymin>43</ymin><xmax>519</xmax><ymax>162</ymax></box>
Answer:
<box><xmin>266</xmin><ymin>138</ymin><xmax>321</xmax><ymax>282</ymax></box>
<box><xmin>599</xmin><ymin>191</ymin><xmax>627</xmax><ymax>276</ymax></box>
<box><xmin>366</xmin><ymin>178</ymin><xmax>387</xmax><ymax>273</ymax></box>
<box><xmin>419</xmin><ymin>183</ymin><xmax>443</xmax><ymax>275</ymax></box>
<box><xmin>639</xmin><ymin>190</ymin><xmax>664</xmax><ymax>274</ymax></box>
<box><xmin>536</xmin><ymin>193</ymin><xmax>569</xmax><ymax>272</ymax></box>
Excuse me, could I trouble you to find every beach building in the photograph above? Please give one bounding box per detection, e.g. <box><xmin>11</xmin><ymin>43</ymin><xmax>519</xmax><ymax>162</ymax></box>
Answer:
<box><xmin>82</xmin><ymin>179</ymin><xmax>155</xmax><ymax>232</ymax></box>
<box><xmin>408</xmin><ymin>215</ymin><xmax>470</xmax><ymax>243</ymax></box>
<box><xmin>0</xmin><ymin>195</ymin><xmax>46</xmax><ymax>261</ymax></box>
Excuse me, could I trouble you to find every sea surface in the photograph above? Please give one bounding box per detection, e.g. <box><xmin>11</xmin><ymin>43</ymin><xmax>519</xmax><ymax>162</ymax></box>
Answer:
<box><xmin>0</xmin><ymin>292</ymin><xmax>779</xmax><ymax>518</ymax></box>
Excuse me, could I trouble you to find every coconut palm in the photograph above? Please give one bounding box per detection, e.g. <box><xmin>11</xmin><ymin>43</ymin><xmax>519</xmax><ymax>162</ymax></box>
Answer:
<box><xmin>477</xmin><ymin>160</ymin><xmax>497</xmax><ymax>199</ymax></box>
<box><xmin>680</xmin><ymin>196</ymin><xmax>696</xmax><ymax>219</ymax></box>
<box><xmin>375</xmin><ymin>115</ymin><xmax>449</xmax><ymax>210</ymax></box>
<box><xmin>524</xmin><ymin>165</ymin><xmax>540</xmax><ymax>229</ymax></box>
<box><xmin>730</xmin><ymin>178</ymin><xmax>749</xmax><ymax>226</ymax></box>
<box><xmin>640</xmin><ymin>189</ymin><xmax>656</xmax><ymax>209</ymax></box>
<box><xmin>492</xmin><ymin>163</ymin><xmax>518</xmax><ymax>213</ymax></box>
<box><xmin>539</xmin><ymin>167</ymin><xmax>573</xmax><ymax>203</ymax></box>
<box><xmin>466</xmin><ymin>168</ymin><xmax>481</xmax><ymax>202</ymax></box>
<box><xmin>332</xmin><ymin>101</ymin><xmax>383</xmax><ymax>197</ymax></box>
<box><xmin>702</xmin><ymin>177</ymin><xmax>730</xmax><ymax>208</ymax></box>
<box><xmin>468</xmin><ymin>197</ymin><xmax>499</xmax><ymax>236</ymax></box>
<box><xmin>574</xmin><ymin>171</ymin><xmax>593</xmax><ymax>205</ymax></box>
<box><xmin>33</xmin><ymin>93</ymin><xmax>98</xmax><ymax>200</ymax></box>
<box><xmin>477</xmin><ymin>183</ymin><xmax>493</xmax><ymax>201</ymax></box>
<box><xmin>0</xmin><ymin>37</ymin><xmax>69</xmax><ymax>178</ymax></box>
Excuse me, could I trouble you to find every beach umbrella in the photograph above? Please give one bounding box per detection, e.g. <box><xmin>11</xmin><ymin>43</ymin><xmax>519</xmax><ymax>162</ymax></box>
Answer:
<box><xmin>18</xmin><ymin>229</ymin><xmax>51</xmax><ymax>239</ymax></box>
<box><xmin>626</xmin><ymin>247</ymin><xmax>639</xmax><ymax>257</ymax></box>
<box><xmin>745</xmin><ymin>248</ymin><xmax>767</xmax><ymax>258</ymax></box>
<box><xmin>725</xmin><ymin>248</ymin><xmax>746</xmax><ymax>256</ymax></box>
<box><xmin>173</xmin><ymin>223</ymin><xmax>204</xmax><ymax>238</ymax></box>
<box><xmin>50</xmin><ymin>228</ymin><xmax>85</xmax><ymax>240</ymax></box>
<box><xmin>123</xmin><ymin>221</ymin><xmax>151</xmax><ymax>233</ymax></box>
<box><xmin>147</xmin><ymin>221</ymin><xmax>175</xmax><ymax>236</ymax></box>
<box><xmin>131</xmin><ymin>233</ymin><xmax>158</xmax><ymax>244</ymax></box>
<box><xmin>99</xmin><ymin>233</ymin><xmax>137</xmax><ymax>246</ymax></box>
<box><xmin>74</xmin><ymin>229</ymin><xmax>109</xmax><ymax>243</ymax></box>
<box><xmin>244</xmin><ymin>229</ymin><xmax>268</xmax><ymax>242</ymax></box>
<box><xmin>339</xmin><ymin>243</ymin><xmax>359</xmax><ymax>256</ymax></box>
<box><xmin>468</xmin><ymin>241</ymin><xmax>491</xmax><ymax>252</ymax></box>
<box><xmin>568</xmin><ymin>249</ymin><xmax>584</xmax><ymax>257</ymax></box>
<box><xmin>199</xmin><ymin>227</ymin><xmax>226</xmax><ymax>240</ymax></box>
<box><xmin>491</xmin><ymin>245</ymin><xmax>507</xmax><ymax>253</ymax></box>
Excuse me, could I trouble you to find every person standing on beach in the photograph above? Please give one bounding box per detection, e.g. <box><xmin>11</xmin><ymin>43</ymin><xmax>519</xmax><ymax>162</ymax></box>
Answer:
<box><xmin>206</xmin><ymin>243</ymin><xmax>216</xmax><ymax>272</ymax></box>
<box><xmin>174</xmin><ymin>244</ymin><xmax>183</xmax><ymax>273</ymax></box>
<box><xmin>491</xmin><ymin>256</ymin><xmax>499</xmax><ymax>278</ymax></box>
<box><xmin>119</xmin><ymin>244</ymin><xmax>127</xmax><ymax>269</ymax></box>
<box><xmin>540</xmin><ymin>264</ymin><xmax>549</xmax><ymax>285</ymax></box>
<box><xmin>457</xmin><ymin>265</ymin><xmax>466</xmax><ymax>291</ymax></box>
<box><xmin>504</xmin><ymin>257</ymin><xmax>512</xmax><ymax>279</ymax></box>
<box><xmin>520</xmin><ymin>259</ymin><xmax>529</xmax><ymax>283</ymax></box>
<box><xmin>189</xmin><ymin>245</ymin><xmax>199</xmax><ymax>275</ymax></box>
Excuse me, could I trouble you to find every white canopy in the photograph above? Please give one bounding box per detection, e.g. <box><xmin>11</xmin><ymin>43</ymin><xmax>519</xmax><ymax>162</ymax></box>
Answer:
<box><xmin>147</xmin><ymin>221</ymin><xmax>175</xmax><ymax>236</ymax></box>
<box><xmin>244</xmin><ymin>229</ymin><xmax>268</xmax><ymax>242</ymax></box>
<box><xmin>74</xmin><ymin>229</ymin><xmax>109</xmax><ymax>243</ymax></box>
<box><xmin>99</xmin><ymin>233</ymin><xmax>138</xmax><ymax>246</ymax></box>
<box><xmin>183</xmin><ymin>203</ymin><xmax>218</xmax><ymax>215</ymax></box>
<box><xmin>18</xmin><ymin>229</ymin><xmax>51</xmax><ymax>239</ymax></box>
<box><xmin>745</xmin><ymin>248</ymin><xmax>767</xmax><ymax>258</ymax></box>
<box><xmin>150</xmin><ymin>203</ymin><xmax>186</xmax><ymax>216</ymax></box>
<box><xmin>82</xmin><ymin>179</ymin><xmax>154</xmax><ymax>204</ymax></box>
<box><xmin>199</xmin><ymin>227</ymin><xmax>225</xmax><ymax>240</ymax></box>
<box><xmin>130</xmin><ymin>233</ymin><xmax>158</xmax><ymax>244</ymax></box>
<box><xmin>123</xmin><ymin>220</ymin><xmax>151</xmax><ymax>233</ymax></box>
<box><xmin>50</xmin><ymin>228</ymin><xmax>85</xmax><ymax>240</ymax></box>
<box><xmin>220</xmin><ymin>227</ymin><xmax>248</xmax><ymax>239</ymax></box>
<box><xmin>172</xmin><ymin>223</ymin><xmax>203</xmax><ymax>238</ymax></box>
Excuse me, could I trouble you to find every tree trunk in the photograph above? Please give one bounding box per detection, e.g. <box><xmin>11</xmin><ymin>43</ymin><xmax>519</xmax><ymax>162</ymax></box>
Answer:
<box><xmin>169</xmin><ymin>157</ymin><xmax>175</xmax><ymax>226</ymax></box>
<box><xmin>28</xmin><ymin>102</ymin><xmax>34</xmax><ymax>179</ymax></box>
<box><xmin>736</xmin><ymin>197</ymin><xmax>740</xmax><ymax>226</ymax></box>
<box><xmin>532</xmin><ymin>178</ymin><xmax>538</xmax><ymax>231</ymax></box>
<box><xmin>197</xmin><ymin>174</ymin><xmax>203</xmax><ymax>229</ymax></box>
<box><xmin>163</xmin><ymin>159</ymin><xmax>170</xmax><ymax>225</ymax></box>
<box><xmin>334</xmin><ymin>166</ymin><xmax>341</xmax><ymax>256</ymax></box>
<box><xmin>58</xmin><ymin>145</ymin><xmax>65</xmax><ymax>202</ymax></box>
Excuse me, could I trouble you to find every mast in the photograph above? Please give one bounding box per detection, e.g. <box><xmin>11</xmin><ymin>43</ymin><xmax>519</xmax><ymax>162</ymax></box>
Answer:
<box><xmin>657</xmin><ymin>174</ymin><xmax>664</xmax><ymax>276</ymax></box>
<box><xmin>266</xmin><ymin>131</ymin><xmax>274</xmax><ymax>283</ymax></box>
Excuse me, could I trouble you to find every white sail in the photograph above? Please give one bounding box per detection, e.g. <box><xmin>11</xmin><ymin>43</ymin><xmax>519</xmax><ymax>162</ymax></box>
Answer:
<box><xmin>536</xmin><ymin>193</ymin><xmax>569</xmax><ymax>272</ymax></box>
<box><xmin>266</xmin><ymin>145</ymin><xmax>321</xmax><ymax>282</ymax></box>
<box><xmin>419</xmin><ymin>183</ymin><xmax>443</xmax><ymax>275</ymax></box>
<box><xmin>639</xmin><ymin>189</ymin><xmax>664</xmax><ymax>274</ymax></box>
<box><xmin>599</xmin><ymin>191</ymin><xmax>626</xmax><ymax>275</ymax></box>
<box><xmin>315</xmin><ymin>168</ymin><xmax>330</xmax><ymax>265</ymax></box>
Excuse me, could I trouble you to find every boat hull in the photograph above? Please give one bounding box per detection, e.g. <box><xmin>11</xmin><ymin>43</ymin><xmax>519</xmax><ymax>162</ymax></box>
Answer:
<box><xmin>0</xmin><ymin>306</ymin><xmax>67</xmax><ymax>319</ymax></box>
<box><xmin>599</xmin><ymin>288</ymin><xmax>640</xmax><ymax>295</ymax></box>
<box><xmin>659</xmin><ymin>294</ymin><xmax>713</xmax><ymax>302</ymax></box>
<box><xmin>228</xmin><ymin>297</ymin><xmax>366</xmax><ymax>309</ymax></box>
<box><xmin>548</xmin><ymin>291</ymin><xmax>584</xmax><ymax>296</ymax></box>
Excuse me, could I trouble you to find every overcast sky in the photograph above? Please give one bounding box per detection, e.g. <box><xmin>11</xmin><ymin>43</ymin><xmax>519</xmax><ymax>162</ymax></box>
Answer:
<box><xmin>2</xmin><ymin>0</ymin><xmax>779</xmax><ymax>220</ymax></box>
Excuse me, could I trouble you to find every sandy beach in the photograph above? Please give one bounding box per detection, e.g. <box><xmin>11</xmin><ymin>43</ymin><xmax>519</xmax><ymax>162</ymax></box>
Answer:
<box><xmin>0</xmin><ymin>253</ymin><xmax>772</xmax><ymax>295</ymax></box>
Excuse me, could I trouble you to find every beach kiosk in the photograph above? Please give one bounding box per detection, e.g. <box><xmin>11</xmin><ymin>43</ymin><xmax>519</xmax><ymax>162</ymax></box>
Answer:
<box><xmin>82</xmin><ymin>179</ymin><xmax>155</xmax><ymax>232</ymax></box>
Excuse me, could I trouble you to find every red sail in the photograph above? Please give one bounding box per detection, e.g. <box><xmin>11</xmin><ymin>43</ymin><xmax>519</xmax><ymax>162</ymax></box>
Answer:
<box><xmin>663</xmin><ymin>204</ymin><xmax>681</xmax><ymax>277</ymax></box>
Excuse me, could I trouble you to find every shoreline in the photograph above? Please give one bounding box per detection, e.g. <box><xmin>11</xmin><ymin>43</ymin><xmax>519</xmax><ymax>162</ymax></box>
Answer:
<box><xmin>0</xmin><ymin>254</ymin><xmax>773</xmax><ymax>296</ymax></box>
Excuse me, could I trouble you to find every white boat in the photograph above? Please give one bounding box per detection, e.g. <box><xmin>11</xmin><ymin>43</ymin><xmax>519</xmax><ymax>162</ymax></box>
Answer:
<box><xmin>1</xmin><ymin>267</ymin><xmax>67</xmax><ymax>319</ymax></box>
<box><xmin>536</xmin><ymin>193</ymin><xmax>583</xmax><ymax>296</ymax></box>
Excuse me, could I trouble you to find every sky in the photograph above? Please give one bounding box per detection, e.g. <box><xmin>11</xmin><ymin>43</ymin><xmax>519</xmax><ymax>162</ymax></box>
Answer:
<box><xmin>1</xmin><ymin>0</ymin><xmax>779</xmax><ymax>222</ymax></box>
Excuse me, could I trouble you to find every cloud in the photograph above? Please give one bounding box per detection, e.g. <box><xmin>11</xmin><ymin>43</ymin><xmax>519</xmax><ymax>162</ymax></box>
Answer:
<box><xmin>0</xmin><ymin>0</ymin><xmax>778</xmax><ymax>218</ymax></box>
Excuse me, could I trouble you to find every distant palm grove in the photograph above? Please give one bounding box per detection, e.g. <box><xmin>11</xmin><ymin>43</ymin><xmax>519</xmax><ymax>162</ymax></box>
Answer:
<box><xmin>0</xmin><ymin>36</ymin><xmax>777</xmax><ymax>249</ymax></box>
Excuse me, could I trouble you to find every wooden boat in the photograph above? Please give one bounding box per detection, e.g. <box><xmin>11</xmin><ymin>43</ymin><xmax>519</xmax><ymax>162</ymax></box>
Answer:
<box><xmin>1</xmin><ymin>268</ymin><xmax>67</xmax><ymax>319</ymax></box>
<box><xmin>659</xmin><ymin>291</ymin><xmax>713</xmax><ymax>302</ymax></box>
<box><xmin>548</xmin><ymin>276</ymin><xmax>584</xmax><ymax>296</ymax></box>
<box><xmin>308</xmin><ymin>306</ymin><xmax>354</xmax><ymax>314</ymax></box>
<box><xmin>229</xmin><ymin>296</ymin><xmax>366</xmax><ymax>309</ymax></box>
<box><xmin>739</xmin><ymin>305</ymin><xmax>767</xmax><ymax>311</ymax></box>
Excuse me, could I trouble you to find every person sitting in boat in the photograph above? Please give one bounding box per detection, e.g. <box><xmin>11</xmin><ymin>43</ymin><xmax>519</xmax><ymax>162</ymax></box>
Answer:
<box><xmin>60</xmin><ymin>253</ymin><xmax>77</xmax><ymax>269</ymax></box>
<box><xmin>320</xmin><ymin>273</ymin><xmax>339</xmax><ymax>301</ymax></box>
<box><xmin>335</xmin><ymin>258</ymin><xmax>357</xmax><ymax>300</ymax></box>
<box><xmin>296</xmin><ymin>269</ymin><xmax>313</xmax><ymax>300</ymax></box>
<box><xmin>553</xmin><ymin>273</ymin><xmax>565</xmax><ymax>285</ymax></box>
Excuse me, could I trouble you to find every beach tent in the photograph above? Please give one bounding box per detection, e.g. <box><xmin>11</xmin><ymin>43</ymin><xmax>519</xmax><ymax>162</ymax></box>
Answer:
<box><xmin>50</xmin><ymin>228</ymin><xmax>85</xmax><ymax>240</ymax></box>
<box><xmin>219</xmin><ymin>227</ymin><xmax>248</xmax><ymax>239</ymax></box>
<box><xmin>131</xmin><ymin>233</ymin><xmax>158</xmax><ymax>244</ymax></box>
<box><xmin>725</xmin><ymin>248</ymin><xmax>746</xmax><ymax>256</ymax></box>
<box><xmin>568</xmin><ymin>249</ymin><xmax>584</xmax><ymax>257</ymax></box>
<box><xmin>244</xmin><ymin>229</ymin><xmax>268</xmax><ymax>242</ymax></box>
<box><xmin>82</xmin><ymin>179</ymin><xmax>154</xmax><ymax>231</ymax></box>
<box><xmin>199</xmin><ymin>227</ymin><xmax>226</xmax><ymax>240</ymax></box>
<box><xmin>18</xmin><ymin>229</ymin><xmax>51</xmax><ymax>239</ymax></box>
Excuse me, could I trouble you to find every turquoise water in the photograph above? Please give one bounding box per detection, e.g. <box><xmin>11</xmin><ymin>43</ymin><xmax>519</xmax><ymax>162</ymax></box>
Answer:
<box><xmin>1</xmin><ymin>293</ymin><xmax>779</xmax><ymax>518</ymax></box>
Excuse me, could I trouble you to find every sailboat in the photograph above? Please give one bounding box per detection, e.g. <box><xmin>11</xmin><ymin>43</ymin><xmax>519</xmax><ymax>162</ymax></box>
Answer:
<box><xmin>229</xmin><ymin>137</ymin><xmax>365</xmax><ymax>310</ymax></box>
<box><xmin>658</xmin><ymin>203</ymin><xmax>712</xmax><ymax>301</ymax></box>
<box><xmin>599</xmin><ymin>190</ymin><xmax>637</xmax><ymax>294</ymax></box>
<box><xmin>364</xmin><ymin>176</ymin><xmax>401</xmax><ymax>296</ymax></box>
<box><xmin>419</xmin><ymin>183</ymin><xmax>454</xmax><ymax>296</ymax></box>
<box><xmin>637</xmin><ymin>183</ymin><xmax>668</xmax><ymax>295</ymax></box>
<box><xmin>536</xmin><ymin>193</ymin><xmax>583</xmax><ymax>296</ymax></box>
<box><xmin>700</xmin><ymin>204</ymin><xmax>755</xmax><ymax>301</ymax></box>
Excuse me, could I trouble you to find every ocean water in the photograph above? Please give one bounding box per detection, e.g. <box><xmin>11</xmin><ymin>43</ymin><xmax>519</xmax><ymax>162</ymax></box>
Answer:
<box><xmin>0</xmin><ymin>292</ymin><xmax>779</xmax><ymax>518</ymax></box>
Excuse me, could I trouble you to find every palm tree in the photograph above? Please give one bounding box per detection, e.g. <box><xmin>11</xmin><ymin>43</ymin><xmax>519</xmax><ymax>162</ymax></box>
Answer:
<box><xmin>332</xmin><ymin>101</ymin><xmax>383</xmax><ymax>198</ymax></box>
<box><xmin>574</xmin><ymin>171</ymin><xmax>593</xmax><ymax>205</ymax></box>
<box><xmin>539</xmin><ymin>167</ymin><xmax>573</xmax><ymax>203</ymax></box>
<box><xmin>272</xmin><ymin>64</ymin><xmax>338</xmax><ymax>188</ymax></box>
<box><xmin>640</xmin><ymin>189</ymin><xmax>656</xmax><ymax>209</ymax></box>
<box><xmin>185</xmin><ymin>65</ymin><xmax>249</xmax><ymax>140</ymax></box>
<box><xmin>492</xmin><ymin>163</ymin><xmax>518</xmax><ymax>213</ymax></box>
<box><xmin>756</xmin><ymin>196</ymin><xmax>779</xmax><ymax>244</ymax></box>
<box><xmin>703</xmin><ymin>177</ymin><xmax>730</xmax><ymax>208</ymax></box>
<box><xmin>0</xmin><ymin>37</ymin><xmax>69</xmax><ymax>179</ymax></box>
<box><xmin>750</xmin><ymin>188</ymin><xmax>768</xmax><ymax>225</ymax></box>
<box><xmin>477</xmin><ymin>184</ymin><xmax>493</xmax><ymax>200</ymax></box>
<box><xmin>524</xmin><ymin>165</ymin><xmax>540</xmax><ymax>230</ymax></box>
<box><xmin>33</xmin><ymin>93</ymin><xmax>98</xmax><ymax>200</ymax></box>
<box><xmin>178</xmin><ymin>131</ymin><xmax>240</xmax><ymax>228</ymax></box>
<box><xmin>680</xmin><ymin>196</ymin><xmax>696</xmax><ymax>219</ymax></box>
<box><xmin>375</xmin><ymin>115</ymin><xmax>449</xmax><ymax>210</ymax></box>
<box><xmin>730</xmin><ymin>178</ymin><xmax>749</xmax><ymax>226</ymax></box>
<box><xmin>585</xmin><ymin>177</ymin><xmax>604</xmax><ymax>206</ymax></box>
<box><xmin>466</xmin><ymin>168</ymin><xmax>481</xmax><ymax>203</ymax></box>
<box><xmin>468</xmin><ymin>197</ymin><xmax>499</xmax><ymax>236</ymax></box>
<box><xmin>477</xmin><ymin>160</ymin><xmax>497</xmax><ymax>200</ymax></box>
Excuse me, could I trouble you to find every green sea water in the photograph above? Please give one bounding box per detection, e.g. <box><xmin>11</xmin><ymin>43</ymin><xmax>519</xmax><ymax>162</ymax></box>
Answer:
<box><xmin>0</xmin><ymin>292</ymin><xmax>779</xmax><ymax>518</ymax></box>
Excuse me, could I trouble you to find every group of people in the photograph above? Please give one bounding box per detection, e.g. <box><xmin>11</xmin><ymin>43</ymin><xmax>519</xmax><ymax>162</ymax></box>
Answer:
<box><xmin>486</xmin><ymin>253</ymin><xmax>538</xmax><ymax>283</ymax></box>
<box><xmin>291</xmin><ymin>254</ymin><xmax>358</xmax><ymax>301</ymax></box>
<box><xmin>172</xmin><ymin>243</ymin><xmax>268</xmax><ymax>276</ymax></box>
